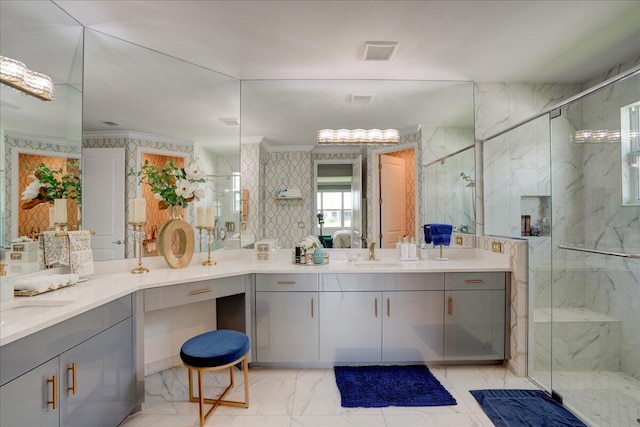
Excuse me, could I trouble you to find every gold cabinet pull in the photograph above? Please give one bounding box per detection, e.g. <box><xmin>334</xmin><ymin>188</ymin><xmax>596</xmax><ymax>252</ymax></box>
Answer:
<box><xmin>67</xmin><ymin>362</ymin><xmax>77</xmax><ymax>395</ymax></box>
<box><xmin>277</xmin><ymin>281</ymin><xmax>296</xmax><ymax>285</ymax></box>
<box><xmin>448</xmin><ymin>297</ymin><xmax>453</xmax><ymax>316</ymax></box>
<box><xmin>47</xmin><ymin>374</ymin><xmax>57</xmax><ymax>409</ymax></box>
<box><xmin>375</xmin><ymin>298</ymin><xmax>378</xmax><ymax>317</ymax></box>
<box><xmin>387</xmin><ymin>298</ymin><xmax>391</xmax><ymax>317</ymax></box>
<box><xmin>311</xmin><ymin>298</ymin><xmax>314</xmax><ymax>318</ymax></box>
<box><xmin>190</xmin><ymin>288</ymin><xmax>212</xmax><ymax>295</ymax></box>
<box><xmin>465</xmin><ymin>279</ymin><xmax>485</xmax><ymax>284</ymax></box>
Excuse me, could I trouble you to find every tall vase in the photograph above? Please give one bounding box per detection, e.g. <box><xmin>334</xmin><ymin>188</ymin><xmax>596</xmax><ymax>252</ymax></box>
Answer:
<box><xmin>157</xmin><ymin>205</ymin><xmax>195</xmax><ymax>268</ymax></box>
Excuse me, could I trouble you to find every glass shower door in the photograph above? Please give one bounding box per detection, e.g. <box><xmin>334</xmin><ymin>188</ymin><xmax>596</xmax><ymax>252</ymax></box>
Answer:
<box><xmin>549</xmin><ymin>71</ymin><xmax>640</xmax><ymax>426</ymax></box>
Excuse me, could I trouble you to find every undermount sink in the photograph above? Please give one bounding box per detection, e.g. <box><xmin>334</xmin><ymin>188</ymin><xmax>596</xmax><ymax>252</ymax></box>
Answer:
<box><xmin>352</xmin><ymin>260</ymin><xmax>400</xmax><ymax>268</ymax></box>
<box><xmin>0</xmin><ymin>299</ymin><xmax>73</xmax><ymax>327</ymax></box>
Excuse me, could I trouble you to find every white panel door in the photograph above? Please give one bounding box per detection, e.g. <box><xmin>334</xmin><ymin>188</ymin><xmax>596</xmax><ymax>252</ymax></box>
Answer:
<box><xmin>319</xmin><ymin>291</ymin><xmax>381</xmax><ymax>362</ymax></box>
<box><xmin>255</xmin><ymin>291</ymin><xmax>318</xmax><ymax>363</ymax></box>
<box><xmin>380</xmin><ymin>154</ymin><xmax>406</xmax><ymax>248</ymax></box>
<box><xmin>382</xmin><ymin>291</ymin><xmax>444</xmax><ymax>362</ymax></box>
<box><xmin>82</xmin><ymin>148</ymin><xmax>125</xmax><ymax>260</ymax></box>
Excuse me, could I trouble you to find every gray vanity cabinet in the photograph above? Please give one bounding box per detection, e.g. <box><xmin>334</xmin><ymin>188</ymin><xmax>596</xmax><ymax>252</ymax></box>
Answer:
<box><xmin>444</xmin><ymin>272</ymin><xmax>507</xmax><ymax>361</ymax></box>
<box><xmin>0</xmin><ymin>296</ymin><xmax>136</xmax><ymax>427</ymax></box>
<box><xmin>59</xmin><ymin>317</ymin><xmax>134</xmax><ymax>427</ymax></box>
<box><xmin>319</xmin><ymin>273</ymin><xmax>445</xmax><ymax>363</ymax></box>
<box><xmin>255</xmin><ymin>274</ymin><xmax>319</xmax><ymax>363</ymax></box>
<box><xmin>0</xmin><ymin>357</ymin><xmax>59</xmax><ymax>427</ymax></box>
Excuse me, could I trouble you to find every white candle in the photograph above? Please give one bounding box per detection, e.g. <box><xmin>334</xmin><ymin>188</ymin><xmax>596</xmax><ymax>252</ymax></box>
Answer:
<box><xmin>205</xmin><ymin>206</ymin><xmax>216</xmax><ymax>228</ymax></box>
<box><xmin>49</xmin><ymin>207</ymin><xmax>55</xmax><ymax>230</ymax></box>
<box><xmin>54</xmin><ymin>199</ymin><xmax>67</xmax><ymax>224</ymax></box>
<box><xmin>196</xmin><ymin>206</ymin><xmax>206</xmax><ymax>227</ymax></box>
<box><xmin>130</xmin><ymin>198</ymin><xmax>146</xmax><ymax>223</ymax></box>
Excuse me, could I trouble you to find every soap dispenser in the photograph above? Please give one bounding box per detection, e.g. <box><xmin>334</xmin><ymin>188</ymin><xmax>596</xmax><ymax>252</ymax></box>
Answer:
<box><xmin>409</xmin><ymin>237</ymin><xmax>417</xmax><ymax>259</ymax></box>
<box><xmin>400</xmin><ymin>237</ymin><xmax>409</xmax><ymax>259</ymax></box>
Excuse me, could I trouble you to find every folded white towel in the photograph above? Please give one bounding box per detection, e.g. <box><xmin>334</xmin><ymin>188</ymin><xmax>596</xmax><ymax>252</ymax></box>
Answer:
<box><xmin>14</xmin><ymin>278</ymin><xmax>50</xmax><ymax>292</ymax></box>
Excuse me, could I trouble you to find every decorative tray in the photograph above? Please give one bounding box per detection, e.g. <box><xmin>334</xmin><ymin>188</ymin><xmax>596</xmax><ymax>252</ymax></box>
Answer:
<box><xmin>14</xmin><ymin>282</ymin><xmax>77</xmax><ymax>297</ymax></box>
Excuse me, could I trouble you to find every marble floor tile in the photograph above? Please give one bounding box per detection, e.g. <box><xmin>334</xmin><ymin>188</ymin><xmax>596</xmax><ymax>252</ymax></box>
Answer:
<box><xmin>120</xmin><ymin>365</ymin><xmax>546</xmax><ymax>427</ymax></box>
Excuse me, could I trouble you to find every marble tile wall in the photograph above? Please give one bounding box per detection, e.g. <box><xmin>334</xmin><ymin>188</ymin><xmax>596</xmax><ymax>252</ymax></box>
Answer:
<box><xmin>240</xmin><ymin>142</ymin><xmax>261</xmax><ymax>239</ymax></box>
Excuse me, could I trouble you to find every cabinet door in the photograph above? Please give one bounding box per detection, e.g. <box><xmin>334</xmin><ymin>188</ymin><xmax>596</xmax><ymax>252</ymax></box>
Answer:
<box><xmin>255</xmin><ymin>292</ymin><xmax>318</xmax><ymax>362</ymax></box>
<box><xmin>59</xmin><ymin>318</ymin><xmax>135</xmax><ymax>427</ymax></box>
<box><xmin>382</xmin><ymin>291</ymin><xmax>444</xmax><ymax>362</ymax></box>
<box><xmin>444</xmin><ymin>289</ymin><xmax>505</xmax><ymax>360</ymax></box>
<box><xmin>319</xmin><ymin>292</ymin><xmax>382</xmax><ymax>362</ymax></box>
<box><xmin>0</xmin><ymin>357</ymin><xmax>59</xmax><ymax>427</ymax></box>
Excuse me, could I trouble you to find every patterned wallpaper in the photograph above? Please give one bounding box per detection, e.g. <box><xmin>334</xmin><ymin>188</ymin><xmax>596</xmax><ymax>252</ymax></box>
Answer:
<box><xmin>4</xmin><ymin>132</ymin><xmax>81</xmax><ymax>245</ymax></box>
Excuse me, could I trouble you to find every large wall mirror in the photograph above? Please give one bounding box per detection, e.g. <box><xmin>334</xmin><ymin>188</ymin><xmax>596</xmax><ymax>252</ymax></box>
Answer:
<box><xmin>1</xmin><ymin>1</ymin><xmax>83</xmax><ymax>272</ymax></box>
<box><xmin>82</xmin><ymin>30</ymin><xmax>241</xmax><ymax>261</ymax></box>
<box><xmin>239</xmin><ymin>79</ymin><xmax>475</xmax><ymax>249</ymax></box>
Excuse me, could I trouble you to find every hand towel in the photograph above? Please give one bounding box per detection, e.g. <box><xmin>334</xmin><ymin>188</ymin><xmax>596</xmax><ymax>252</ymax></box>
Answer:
<box><xmin>425</xmin><ymin>223</ymin><xmax>453</xmax><ymax>246</ymax></box>
<box><xmin>66</xmin><ymin>231</ymin><xmax>94</xmax><ymax>277</ymax></box>
<box><xmin>14</xmin><ymin>278</ymin><xmax>50</xmax><ymax>293</ymax></box>
<box><xmin>41</xmin><ymin>231</ymin><xmax>65</xmax><ymax>267</ymax></box>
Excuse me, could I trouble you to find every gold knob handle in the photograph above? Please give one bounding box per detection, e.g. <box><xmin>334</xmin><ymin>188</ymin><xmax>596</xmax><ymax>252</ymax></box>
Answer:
<box><xmin>465</xmin><ymin>279</ymin><xmax>486</xmax><ymax>284</ymax></box>
<box><xmin>387</xmin><ymin>298</ymin><xmax>391</xmax><ymax>317</ymax></box>
<box><xmin>67</xmin><ymin>362</ymin><xmax>77</xmax><ymax>395</ymax></box>
<box><xmin>190</xmin><ymin>288</ymin><xmax>212</xmax><ymax>295</ymax></box>
<box><xmin>47</xmin><ymin>374</ymin><xmax>57</xmax><ymax>409</ymax></box>
<box><xmin>277</xmin><ymin>281</ymin><xmax>296</xmax><ymax>285</ymax></box>
<box><xmin>375</xmin><ymin>298</ymin><xmax>378</xmax><ymax>317</ymax></box>
<box><xmin>311</xmin><ymin>298</ymin><xmax>314</xmax><ymax>318</ymax></box>
<box><xmin>448</xmin><ymin>297</ymin><xmax>453</xmax><ymax>316</ymax></box>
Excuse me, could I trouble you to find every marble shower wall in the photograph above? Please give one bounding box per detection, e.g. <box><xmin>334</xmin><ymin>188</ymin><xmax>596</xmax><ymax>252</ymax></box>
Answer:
<box><xmin>561</xmin><ymin>72</ymin><xmax>640</xmax><ymax>379</ymax></box>
<box><xmin>240</xmin><ymin>142</ymin><xmax>261</xmax><ymax>239</ymax></box>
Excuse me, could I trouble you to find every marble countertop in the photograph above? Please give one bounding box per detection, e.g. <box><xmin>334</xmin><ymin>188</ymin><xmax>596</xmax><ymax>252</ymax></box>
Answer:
<box><xmin>1</xmin><ymin>248</ymin><xmax>510</xmax><ymax>346</ymax></box>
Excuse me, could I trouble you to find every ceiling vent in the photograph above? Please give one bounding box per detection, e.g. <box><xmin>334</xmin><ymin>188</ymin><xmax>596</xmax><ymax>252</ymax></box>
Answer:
<box><xmin>349</xmin><ymin>94</ymin><xmax>375</xmax><ymax>104</ymax></box>
<box><xmin>362</xmin><ymin>41</ymin><xmax>399</xmax><ymax>61</ymax></box>
<box><xmin>102</xmin><ymin>121</ymin><xmax>119</xmax><ymax>126</ymax></box>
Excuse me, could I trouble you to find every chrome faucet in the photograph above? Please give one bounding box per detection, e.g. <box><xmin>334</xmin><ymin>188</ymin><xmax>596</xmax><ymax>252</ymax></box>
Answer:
<box><xmin>368</xmin><ymin>240</ymin><xmax>376</xmax><ymax>260</ymax></box>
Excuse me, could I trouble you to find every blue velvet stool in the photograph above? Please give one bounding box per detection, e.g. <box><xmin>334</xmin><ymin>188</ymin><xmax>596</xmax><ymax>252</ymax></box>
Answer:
<box><xmin>179</xmin><ymin>329</ymin><xmax>250</xmax><ymax>426</ymax></box>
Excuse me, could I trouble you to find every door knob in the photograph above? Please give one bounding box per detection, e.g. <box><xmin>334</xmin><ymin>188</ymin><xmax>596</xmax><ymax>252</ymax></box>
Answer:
<box><xmin>111</xmin><ymin>240</ymin><xmax>123</xmax><ymax>245</ymax></box>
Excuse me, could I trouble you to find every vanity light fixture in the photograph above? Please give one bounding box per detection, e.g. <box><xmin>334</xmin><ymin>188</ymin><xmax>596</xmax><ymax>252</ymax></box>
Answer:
<box><xmin>0</xmin><ymin>55</ymin><xmax>54</xmax><ymax>101</ymax></box>
<box><xmin>572</xmin><ymin>129</ymin><xmax>640</xmax><ymax>144</ymax></box>
<box><xmin>317</xmin><ymin>129</ymin><xmax>399</xmax><ymax>145</ymax></box>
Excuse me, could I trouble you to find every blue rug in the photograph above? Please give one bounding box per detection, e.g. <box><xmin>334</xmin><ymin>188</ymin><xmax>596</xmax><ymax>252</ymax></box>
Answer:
<box><xmin>334</xmin><ymin>365</ymin><xmax>457</xmax><ymax>408</ymax></box>
<box><xmin>470</xmin><ymin>389</ymin><xmax>587</xmax><ymax>427</ymax></box>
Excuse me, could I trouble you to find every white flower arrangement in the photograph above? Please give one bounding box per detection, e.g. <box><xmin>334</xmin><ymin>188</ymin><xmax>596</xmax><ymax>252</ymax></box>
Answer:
<box><xmin>300</xmin><ymin>235</ymin><xmax>322</xmax><ymax>252</ymax></box>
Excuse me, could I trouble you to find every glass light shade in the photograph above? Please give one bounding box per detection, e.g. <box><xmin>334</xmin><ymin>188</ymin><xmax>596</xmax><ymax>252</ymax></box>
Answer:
<box><xmin>317</xmin><ymin>128</ymin><xmax>399</xmax><ymax>144</ymax></box>
<box><xmin>23</xmin><ymin>70</ymin><xmax>54</xmax><ymax>100</ymax></box>
<box><xmin>0</xmin><ymin>56</ymin><xmax>26</xmax><ymax>82</ymax></box>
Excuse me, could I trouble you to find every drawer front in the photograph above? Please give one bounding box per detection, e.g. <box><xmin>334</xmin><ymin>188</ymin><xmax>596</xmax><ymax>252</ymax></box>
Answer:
<box><xmin>320</xmin><ymin>273</ymin><xmax>394</xmax><ymax>291</ymax></box>
<box><xmin>256</xmin><ymin>274</ymin><xmax>318</xmax><ymax>292</ymax></box>
<box><xmin>393</xmin><ymin>273</ymin><xmax>444</xmax><ymax>291</ymax></box>
<box><xmin>445</xmin><ymin>272</ymin><xmax>506</xmax><ymax>291</ymax></box>
<box><xmin>144</xmin><ymin>277</ymin><xmax>245</xmax><ymax>312</ymax></box>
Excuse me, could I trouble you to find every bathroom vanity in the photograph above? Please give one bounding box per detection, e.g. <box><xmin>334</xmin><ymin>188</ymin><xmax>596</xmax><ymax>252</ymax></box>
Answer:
<box><xmin>0</xmin><ymin>249</ymin><xmax>511</xmax><ymax>425</ymax></box>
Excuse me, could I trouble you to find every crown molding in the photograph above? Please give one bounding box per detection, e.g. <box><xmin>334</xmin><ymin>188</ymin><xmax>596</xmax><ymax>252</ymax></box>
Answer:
<box><xmin>83</xmin><ymin>130</ymin><xmax>194</xmax><ymax>146</ymax></box>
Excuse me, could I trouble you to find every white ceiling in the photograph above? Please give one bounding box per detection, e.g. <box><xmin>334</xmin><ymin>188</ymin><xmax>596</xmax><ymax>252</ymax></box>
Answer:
<box><xmin>44</xmin><ymin>1</ymin><xmax>640</xmax><ymax>149</ymax></box>
<box><xmin>54</xmin><ymin>0</ymin><xmax>640</xmax><ymax>83</ymax></box>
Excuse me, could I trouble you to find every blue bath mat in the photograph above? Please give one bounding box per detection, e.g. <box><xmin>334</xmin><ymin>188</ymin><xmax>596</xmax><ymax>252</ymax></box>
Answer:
<box><xmin>470</xmin><ymin>389</ymin><xmax>587</xmax><ymax>427</ymax></box>
<box><xmin>334</xmin><ymin>365</ymin><xmax>457</xmax><ymax>408</ymax></box>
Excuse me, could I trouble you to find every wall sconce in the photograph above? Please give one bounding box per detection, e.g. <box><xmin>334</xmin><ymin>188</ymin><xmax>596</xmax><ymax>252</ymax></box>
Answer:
<box><xmin>317</xmin><ymin>128</ymin><xmax>399</xmax><ymax>144</ymax></box>
<box><xmin>0</xmin><ymin>55</ymin><xmax>54</xmax><ymax>101</ymax></box>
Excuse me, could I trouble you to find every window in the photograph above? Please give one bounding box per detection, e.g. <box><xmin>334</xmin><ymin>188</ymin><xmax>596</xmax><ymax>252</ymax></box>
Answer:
<box><xmin>317</xmin><ymin>191</ymin><xmax>352</xmax><ymax>228</ymax></box>
<box><xmin>622</xmin><ymin>101</ymin><xmax>640</xmax><ymax>205</ymax></box>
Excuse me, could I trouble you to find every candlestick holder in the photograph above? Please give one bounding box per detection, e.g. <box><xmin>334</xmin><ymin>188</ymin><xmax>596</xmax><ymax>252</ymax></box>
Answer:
<box><xmin>197</xmin><ymin>226</ymin><xmax>216</xmax><ymax>266</ymax></box>
<box><xmin>130</xmin><ymin>222</ymin><xmax>149</xmax><ymax>274</ymax></box>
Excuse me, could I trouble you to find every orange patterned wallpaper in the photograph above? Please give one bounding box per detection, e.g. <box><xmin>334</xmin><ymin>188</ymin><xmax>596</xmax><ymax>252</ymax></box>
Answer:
<box><xmin>387</xmin><ymin>148</ymin><xmax>416</xmax><ymax>240</ymax></box>
<box><xmin>140</xmin><ymin>153</ymin><xmax>185</xmax><ymax>256</ymax></box>
<box><xmin>18</xmin><ymin>154</ymin><xmax>80</xmax><ymax>237</ymax></box>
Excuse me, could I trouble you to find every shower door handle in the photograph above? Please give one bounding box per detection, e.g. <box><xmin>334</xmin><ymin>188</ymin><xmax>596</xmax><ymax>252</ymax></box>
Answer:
<box><xmin>558</xmin><ymin>244</ymin><xmax>639</xmax><ymax>259</ymax></box>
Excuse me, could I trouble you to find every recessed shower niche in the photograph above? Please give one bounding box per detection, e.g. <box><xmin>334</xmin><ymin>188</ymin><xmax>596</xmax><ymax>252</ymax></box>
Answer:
<box><xmin>520</xmin><ymin>196</ymin><xmax>550</xmax><ymax>236</ymax></box>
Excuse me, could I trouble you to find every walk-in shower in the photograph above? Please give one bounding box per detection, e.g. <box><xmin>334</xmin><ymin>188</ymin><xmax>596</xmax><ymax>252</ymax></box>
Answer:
<box><xmin>483</xmin><ymin>68</ymin><xmax>640</xmax><ymax>426</ymax></box>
